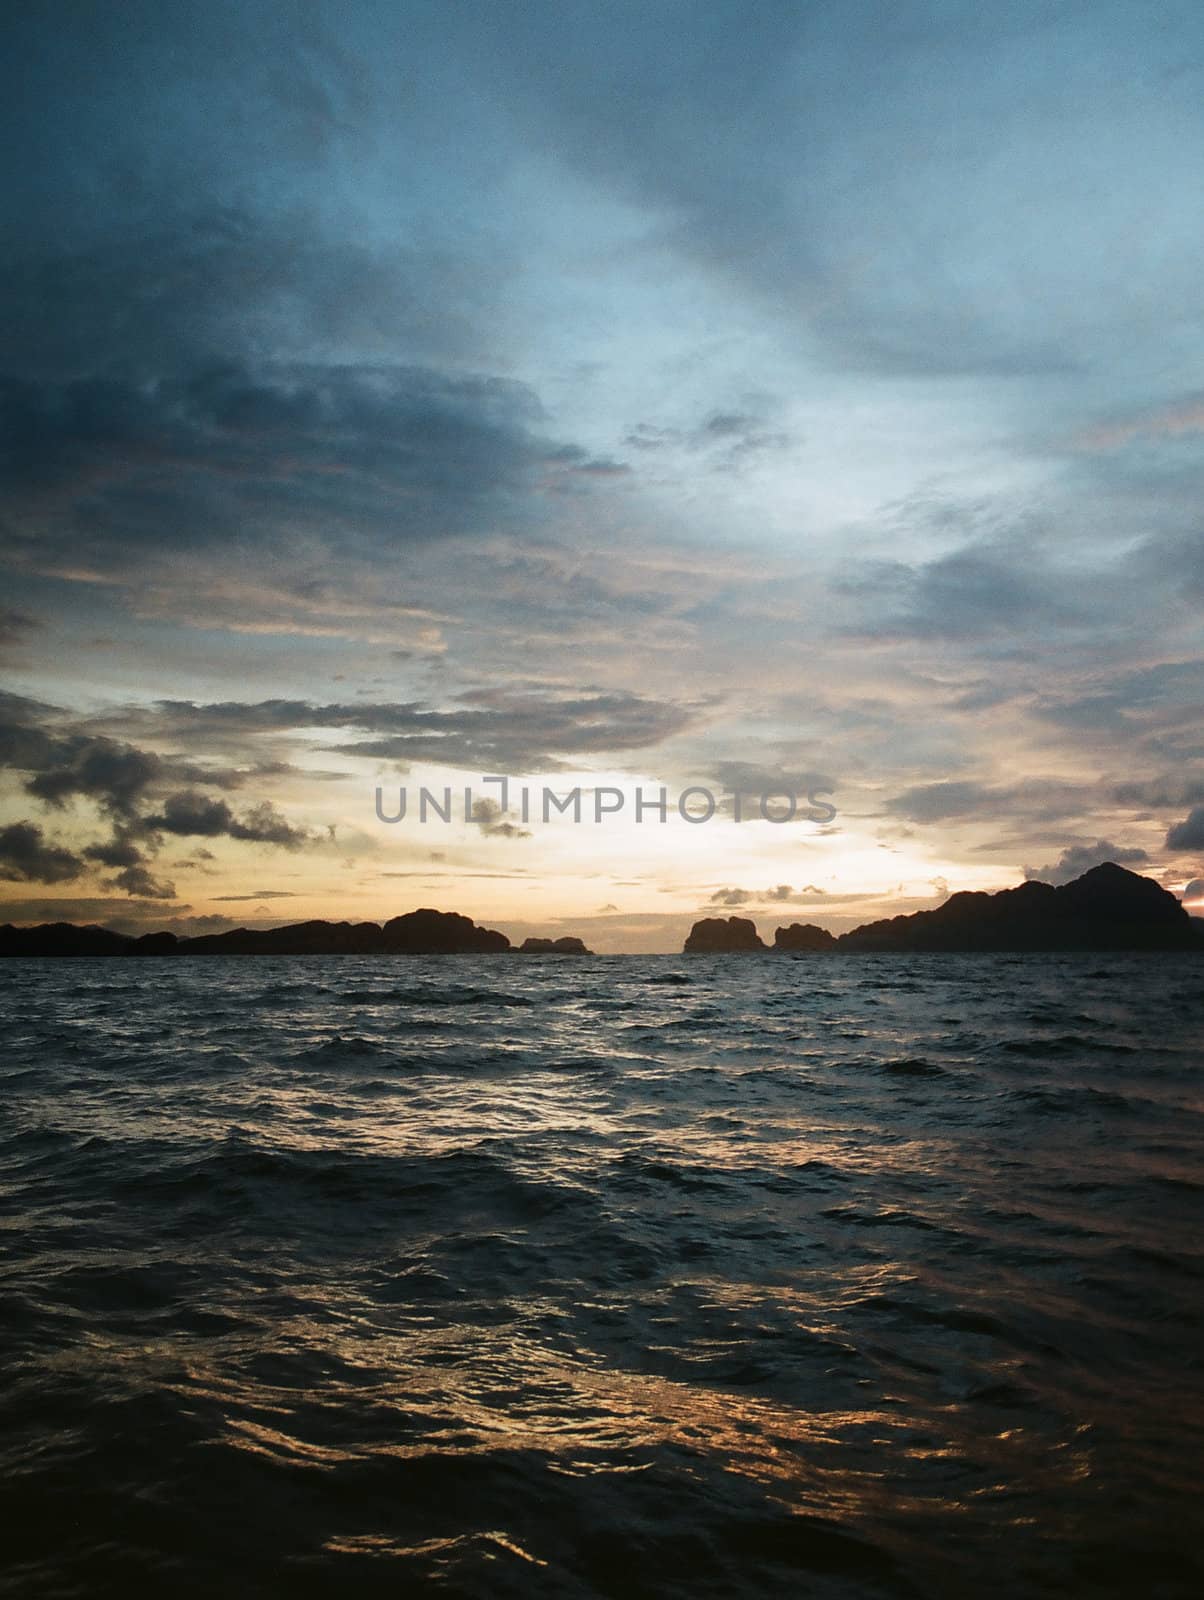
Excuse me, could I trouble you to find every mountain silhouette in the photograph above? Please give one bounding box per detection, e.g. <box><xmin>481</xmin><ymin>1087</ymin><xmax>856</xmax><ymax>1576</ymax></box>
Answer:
<box><xmin>683</xmin><ymin>865</ymin><xmax>1200</xmax><ymax>954</ymax></box>
<box><xmin>0</xmin><ymin>908</ymin><xmax>510</xmax><ymax>957</ymax></box>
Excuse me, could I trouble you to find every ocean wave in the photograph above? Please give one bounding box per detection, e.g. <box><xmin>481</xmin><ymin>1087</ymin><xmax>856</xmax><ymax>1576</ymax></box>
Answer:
<box><xmin>2</xmin><ymin>952</ymin><xmax>1202</xmax><ymax>1599</ymax></box>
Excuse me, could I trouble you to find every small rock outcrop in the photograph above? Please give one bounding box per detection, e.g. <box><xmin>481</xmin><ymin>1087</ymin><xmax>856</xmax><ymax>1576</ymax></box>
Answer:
<box><xmin>683</xmin><ymin>916</ymin><xmax>766</xmax><ymax>953</ymax></box>
<box><xmin>517</xmin><ymin>937</ymin><xmax>592</xmax><ymax>955</ymax></box>
<box><xmin>774</xmin><ymin>922</ymin><xmax>837</xmax><ymax>952</ymax></box>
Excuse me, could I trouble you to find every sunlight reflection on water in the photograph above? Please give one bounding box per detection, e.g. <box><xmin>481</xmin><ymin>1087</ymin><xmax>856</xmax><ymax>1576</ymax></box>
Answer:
<box><xmin>1</xmin><ymin>952</ymin><xmax>1202</xmax><ymax>1596</ymax></box>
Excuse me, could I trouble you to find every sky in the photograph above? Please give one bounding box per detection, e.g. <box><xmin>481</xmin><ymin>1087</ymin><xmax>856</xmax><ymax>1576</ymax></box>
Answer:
<box><xmin>2</xmin><ymin>0</ymin><xmax>1203</xmax><ymax>951</ymax></box>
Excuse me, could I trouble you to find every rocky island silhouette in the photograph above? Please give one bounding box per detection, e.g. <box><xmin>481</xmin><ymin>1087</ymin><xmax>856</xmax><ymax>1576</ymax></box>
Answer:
<box><xmin>0</xmin><ymin>908</ymin><xmax>594</xmax><ymax>957</ymax></box>
<box><xmin>684</xmin><ymin>864</ymin><xmax>1201</xmax><ymax>954</ymax></box>
<box><xmin>1</xmin><ymin>865</ymin><xmax>1198</xmax><ymax>957</ymax></box>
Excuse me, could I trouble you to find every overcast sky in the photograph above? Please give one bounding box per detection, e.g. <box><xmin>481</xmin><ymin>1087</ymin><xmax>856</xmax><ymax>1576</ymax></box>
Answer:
<box><xmin>2</xmin><ymin>0</ymin><xmax>1203</xmax><ymax>949</ymax></box>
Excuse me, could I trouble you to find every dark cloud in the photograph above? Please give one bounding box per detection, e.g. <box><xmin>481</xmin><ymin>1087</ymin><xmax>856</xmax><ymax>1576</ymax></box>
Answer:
<box><xmin>0</xmin><ymin>693</ymin><xmax>315</xmax><ymax>897</ymax></box>
<box><xmin>0</xmin><ymin>693</ymin><xmax>272</xmax><ymax>821</ymax></box>
<box><xmin>0</xmin><ymin>360</ymin><xmax>582</xmax><ymax>576</ymax></box>
<box><xmin>463</xmin><ymin>0</ymin><xmax>1204</xmax><ymax>378</ymax></box>
<box><xmin>0</xmin><ymin>821</ymin><xmax>84</xmax><ymax>884</ymax></box>
<box><xmin>889</xmin><ymin>780</ymin><xmax>997</xmax><ymax>824</ymax></box>
<box><xmin>888</xmin><ymin>778</ymin><xmax>1100</xmax><ymax>827</ymax></box>
<box><xmin>78</xmin><ymin>821</ymin><xmax>175</xmax><ymax>900</ymax></box>
<box><xmin>0</xmin><ymin>212</ymin><xmax>492</xmax><ymax>384</ymax></box>
<box><xmin>708</xmin><ymin>887</ymin><xmax>751</xmax><ymax>907</ymax></box>
<box><xmin>0</xmin><ymin>607</ymin><xmax>37</xmax><ymax>652</ymax></box>
<box><xmin>212</xmin><ymin>891</ymin><xmax>298</xmax><ymax>901</ymax></box>
<box><xmin>148</xmin><ymin>689</ymin><xmax>695</xmax><ymax>773</ymax></box>
<box><xmin>109</xmin><ymin>862</ymin><xmax>176</xmax><ymax>900</ymax></box>
<box><xmin>0</xmin><ymin>897</ymin><xmax>186</xmax><ymax>928</ymax></box>
<box><xmin>838</xmin><ymin>544</ymin><xmax>1089</xmax><ymax>641</ymax></box>
<box><xmin>0</xmin><ymin>0</ymin><xmax>498</xmax><ymax>382</ymax></box>
<box><xmin>1035</xmin><ymin>662</ymin><xmax>1204</xmax><ymax>760</ymax></box>
<box><xmin>83</xmin><ymin>832</ymin><xmax>145</xmax><ymax>870</ymax></box>
<box><xmin>13</xmin><ymin>0</ymin><xmax>1153</xmax><ymax>406</ymax></box>
<box><xmin>469</xmin><ymin>798</ymin><xmax>531</xmax><ymax>839</ymax></box>
<box><xmin>0</xmin><ymin>700</ymin><xmax>66</xmax><ymax>773</ymax></box>
<box><xmin>26</xmin><ymin>740</ymin><xmax>163</xmax><ymax>816</ymax></box>
<box><xmin>0</xmin><ymin>14</ymin><xmax>608</xmax><ymax>579</ymax></box>
<box><xmin>1023</xmin><ymin>840</ymin><xmax>1149</xmax><ymax>886</ymax></box>
<box><xmin>623</xmin><ymin>405</ymin><xmax>791</xmax><ymax>472</ymax></box>
<box><xmin>1110</xmin><ymin>774</ymin><xmax>1204</xmax><ymax>811</ymax></box>
<box><xmin>709</xmin><ymin>883</ymin><xmax>828</xmax><ymax>907</ymax></box>
<box><xmin>144</xmin><ymin>792</ymin><xmax>238</xmax><ymax>838</ymax></box>
<box><xmin>145</xmin><ymin>792</ymin><xmax>309</xmax><ymax>849</ymax></box>
<box><xmin>228</xmin><ymin>803</ymin><xmax>310</xmax><ymax>848</ymax></box>
<box><xmin>705</xmin><ymin>762</ymin><xmax>836</xmax><ymax>824</ymax></box>
<box><xmin>1166</xmin><ymin>807</ymin><xmax>1204</xmax><ymax>851</ymax></box>
<box><xmin>0</xmin><ymin>13</ymin><xmax>600</xmax><ymax>580</ymax></box>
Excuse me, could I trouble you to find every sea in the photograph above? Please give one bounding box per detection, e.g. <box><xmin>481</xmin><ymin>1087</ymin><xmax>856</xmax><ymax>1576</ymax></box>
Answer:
<box><xmin>1</xmin><ymin>953</ymin><xmax>1202</xmax><ymax>1598</ymax></box>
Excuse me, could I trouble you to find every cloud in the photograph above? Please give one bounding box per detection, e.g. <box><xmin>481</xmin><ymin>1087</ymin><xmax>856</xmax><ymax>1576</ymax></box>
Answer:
<box><xmin>144</xmin><ymin>792</ymin><xmax>309</xmax><ymax>848</ymax></box>
<box><xmin>1</xmin><ymin>360</ymin><xmax>598</xmax><ymax>579</ymax></box>
<box><xmin>26</xmin><ymin>739</ymin><xmax>163</xmax><ymax>816</ymax></box>
<box><xmin>0</xmin><ymin>209</ymin><xmax>493</xmax><ymax>385</ymax></box>
<box><xmin>888</xmin><ymin>780</ymin><xmax>997</xmax><ymax>824</ymax></box>
<box><xmin>227</xmin><ymin>802</ymin><xmax>310</xmax><ymax>848</ymax></box>
<box><xmin>466</xmin><ymin>0</ymin><xmax>1204</xmax><ymax>379</ymax></box>
<box><xmin>0</xmin><ymin>696</ymin><xmax>287</xmax><ymax>816</ymax></box>
<box><xmin>469</xmin><ymin>798</ymin><xmax>531</xmax><ymax>839</ymax></box>
<box><xmin>838</xmin><ymin>543</ymin><xmax>1090</xmax><ymax>642</ymax></box>
<box><xmin>1023</xmin><ymin>840</ymin><xmax>1149</xmax><ymax>886</ymax></box>
<box><xmin>1109</xmin><ymin>774</ymin><xmax>1204</xmax><ymax>811</ymax></box>
<box><xmin>108</xmin><ymin>862</ymin><xmax>176</xmax><ymax>900</ymax></box>
<box><xmin>624</xmin><ymin>404</ymin><xmax>791</xmax><ymax>472</ymax></box>
<box><xmin>0</xmin><ymin>821</ymin><xmax>84</xmax><ymax>884</ymax></box>
<box><xmin>708</xmin><ymin>883</ymin><xmax>829</xmax><ymax>907</ymax></box>
<box><xmin>82</xmin><ymin>834</ymin><xmax>145</xmax><ymax>870</ymax></box>
<box><xmin>1166</xmin><ymin>807</ymin><xmax>1204</xmax><ymax>851</ymax></box>
<box><xmin>212</xmin><ymin>891</ymin><xmax>298</xmax><ymax>901</ymax></box>
<box><xmin>0</xmin><ymin>693</ymin><xmax>315</xmax><ymax>897</ymax></box>
<box><xmin>0</xmin><ymin>607</ymin><xmax>36</xmax><ymax>653</ymax></box>
<box><xmin>148</xmin><ymin>688</ymin><xmax>696</xmax><ymax>773</ymax></box>
<box><xmin>887</xmin><ymin>778</ymin><xmax>1102</xmax><ymax>828</ymax></box>
<box><xmin>1036</xmin><ymin>662</ymin><xmax>1204</xmax><ymax>739</ymax></box>
<box><xmin>706</xmin><ymin>762</ymin><xmax>836</xmax><ymax>823</ymax></box>
<box><xmin>0</xmin><ymin>30</ymin><xmax>612</xmax><ymax>580</ymax></box>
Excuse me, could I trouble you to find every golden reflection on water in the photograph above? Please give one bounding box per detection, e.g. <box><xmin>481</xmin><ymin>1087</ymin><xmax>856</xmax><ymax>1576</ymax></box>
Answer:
<box><xmin>168</xmin><ymin>1294</ymin><xmax>1080</xmax><ymax>1534</ymax></box>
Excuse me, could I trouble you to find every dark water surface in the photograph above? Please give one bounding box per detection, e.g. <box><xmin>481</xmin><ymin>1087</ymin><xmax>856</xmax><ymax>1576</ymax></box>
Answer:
<box><xmin>2</xmin><ymin>954</ymin><xmax>1202</xmax><ymax>1597</ymax></box>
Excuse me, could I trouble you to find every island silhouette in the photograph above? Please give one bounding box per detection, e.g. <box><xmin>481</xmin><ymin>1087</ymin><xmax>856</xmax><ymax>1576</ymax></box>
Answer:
<box><xmin>0</xmin><ymin>864</ymin><xmax>1198</xmax><ymax>957</ymax></box>
<box><xmin>685</xmin><ymin>863</ymin><xmax>1200</xmax><ymax>953</ymax></box>
<box><xmin>0</xmin><ymin>908</ymin><xmax>591</xmax><ymax>957</ymax></box>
